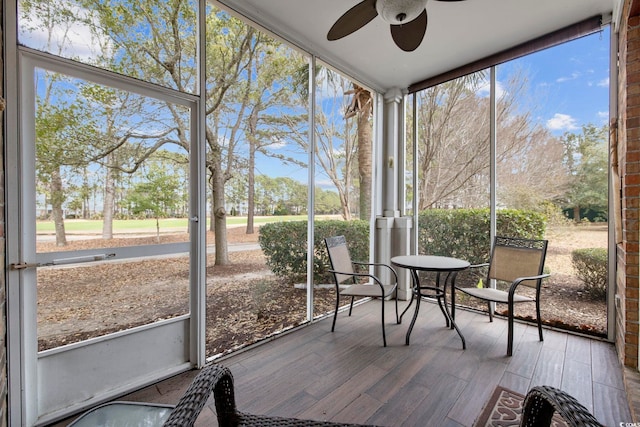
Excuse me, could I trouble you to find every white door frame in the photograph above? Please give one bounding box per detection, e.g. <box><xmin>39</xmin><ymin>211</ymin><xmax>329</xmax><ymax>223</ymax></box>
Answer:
<box><xmin>8</xmin><ymin>48</ymin><xmax>205</xmax><ymax>426</ymax></box>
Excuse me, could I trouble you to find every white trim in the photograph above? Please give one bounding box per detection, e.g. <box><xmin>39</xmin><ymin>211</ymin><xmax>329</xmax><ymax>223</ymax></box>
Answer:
<box><xmin>307</xmin><ymin>56</ymin><xmax>316</xmax><ymax>322</ymax></box>
<box><xmin>612</xmin><ymin>0</ymin><xmax>624</xmax><ymax>32</ymax></box>
<box><xmin>16</xmin><ymin>45</ymin><xmax>200</xmax><ymax>423</ymax></box>
<box><xmin>5</xmin><ymin>0</ymin><xmax>28</xmax><ymax>422</ymax></box>
<box><xmin>19</xmin><ymin>47</ymin><xmax>198</xmax><ymax>107</ymax></box>
<box><xmin>609</xmin><ymin>23</ymin><xmax>619</xmax><ymax>345</ymax></box>
<box><xmin>190</xmin><ymin>0</ymin><xmax>208</xmax><ymax>368</ymax></box>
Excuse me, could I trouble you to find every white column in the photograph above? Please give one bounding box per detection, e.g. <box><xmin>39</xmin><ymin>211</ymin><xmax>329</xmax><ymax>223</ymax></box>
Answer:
<box><xmin>375</xmin><ymin>88</ymin><xmax>412</xmax><ymax>300</ymax></box>
<box><xmin>381</xmin><ymin>88</ymin><xmax>403</xmax><ymax>216</ymax></box>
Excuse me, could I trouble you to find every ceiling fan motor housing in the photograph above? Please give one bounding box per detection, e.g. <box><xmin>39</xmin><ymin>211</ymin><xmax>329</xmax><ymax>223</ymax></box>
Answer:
<box><xmin>376</xmin><ymin>0</ymin><xmax>428</xmax><ymax>24</ymax></box>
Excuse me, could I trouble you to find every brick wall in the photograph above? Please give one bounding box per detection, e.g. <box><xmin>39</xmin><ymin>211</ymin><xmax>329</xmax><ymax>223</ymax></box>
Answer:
<box><xmin>619</xmin><ymin>0</ymin><xmax>640</xmax><ymax>369</ymax></box>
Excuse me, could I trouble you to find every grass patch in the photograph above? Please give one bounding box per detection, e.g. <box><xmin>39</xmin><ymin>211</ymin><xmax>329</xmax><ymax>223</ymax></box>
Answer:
<box><xmin>36</xmin><ymin>215</ymin><xmax>329</xmax><ymax>233</ymax></box>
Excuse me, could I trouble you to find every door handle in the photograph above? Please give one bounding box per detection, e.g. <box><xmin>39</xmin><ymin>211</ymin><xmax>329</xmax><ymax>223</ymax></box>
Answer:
<box><xmin>10</xmin><ymin>262</ymin><xmax>39</xmax><ymax>271</ymax></box>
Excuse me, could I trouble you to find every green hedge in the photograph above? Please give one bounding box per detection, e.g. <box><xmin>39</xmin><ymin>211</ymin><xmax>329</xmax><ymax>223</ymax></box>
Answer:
<box><xmin>571</xmin><ymin>248</ymin><xmax>607</xmax><ymax>300</ymax></box>
<box><xmin>260</xmin><ymin>209</ymin><xmax>546</xmax><ymax>283</ymax></box>
<box><xmin>259</xmin><ymin>220</ymin><xmax>369</xmax><ymax>284</ymax></box>
<box><xmin>418</xmin><ymin>208</ymin><xmax>547</xmax><ymax>264</ymax></box>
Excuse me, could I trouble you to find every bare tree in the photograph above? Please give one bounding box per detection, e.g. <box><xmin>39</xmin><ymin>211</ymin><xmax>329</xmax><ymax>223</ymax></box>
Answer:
<box><xmin>314</xmin><ymin>75</ymin><xmax>359</xmax><ymax>220</ymax></box>
<box><xmin>242</xmin><ymin>38</ymin><xmax>307</xmax><ymax>233</ymax></box>
<box><xmin>415</xmin><ymin>69</ymin><xmax>568</xmax><ymax>210</ymax></box>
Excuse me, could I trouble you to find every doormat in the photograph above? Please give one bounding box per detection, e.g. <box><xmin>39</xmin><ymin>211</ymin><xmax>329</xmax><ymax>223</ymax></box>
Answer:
<box><xmin>474</xmin><ymin>386</ymin><xmax>568</xmax><ymax>427</ymax></box>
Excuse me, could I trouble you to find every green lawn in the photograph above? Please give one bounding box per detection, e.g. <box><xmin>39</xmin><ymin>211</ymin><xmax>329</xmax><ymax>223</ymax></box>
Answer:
<box><xmin>36</xmin><ymin>215</ymin><xmax>312</xmax><ymax>233</ymax></box>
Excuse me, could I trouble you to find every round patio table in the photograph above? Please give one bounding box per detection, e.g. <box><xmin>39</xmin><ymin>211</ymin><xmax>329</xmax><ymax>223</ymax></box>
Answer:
<box><xmin>391</xmin><ymin>255</ymin><xmax>470</xmax><ymax>347</ymax></box>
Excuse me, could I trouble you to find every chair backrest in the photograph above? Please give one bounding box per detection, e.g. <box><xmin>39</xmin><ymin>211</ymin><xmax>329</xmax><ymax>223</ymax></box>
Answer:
<box><xmin>163</xmin><ymin>364</ymin><xmax>227</xmax><ymax>426</ymax></box>
<box><xmin>325</xmin><ymin>235</ymin><xmax>355</xmax><ymax>285</ymax></box>
<box><xmin>488</xmin><ymin>236</ymin><xmax>548</xmax><ymax>288</ymax></box>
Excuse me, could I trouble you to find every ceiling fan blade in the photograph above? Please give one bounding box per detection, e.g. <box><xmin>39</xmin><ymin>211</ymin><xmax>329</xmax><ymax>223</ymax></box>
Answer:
<box><xmin>327</xmin><ymin>0</ymin><xmax>378</xmax><ymax>41</ymax></box>
<box><xmin>390</xmin><ymin>9</ymin><xmax>427</xmax><ymax>52</ymax></box>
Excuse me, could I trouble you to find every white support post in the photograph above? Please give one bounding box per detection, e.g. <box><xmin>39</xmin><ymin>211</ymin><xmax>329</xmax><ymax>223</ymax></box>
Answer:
<box><xmin>375</xmin><ymin>88</ymin><xmax>413</xmax><ymax>300</ymax></box>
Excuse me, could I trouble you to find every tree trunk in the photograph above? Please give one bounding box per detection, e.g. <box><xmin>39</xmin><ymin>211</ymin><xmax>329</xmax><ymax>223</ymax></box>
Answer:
<box><xmin>102</xmin><ymin>160</ymin><xmax>115</xmax><ymax>239</ymax></box>
<box><xmin>211</xmin><ymin>167</ymin><xmax>229</xmax><ymax>265</ymax></box>
<box><xmin>573</xmin><ymin>206</ymin><xmax>581</xmax><ymax>223</ymax></box>
<box><xmin>209</xmin><ymin>181</ymin><xmax>216</xmax><ymax>232</ymax></box>
<box><xmin>51</xmin><ymin>168</ymin><xmax>67</xmax><ymax>247</ymax></box>
<box><xmin>246</xmin><ymin>109</ymin><xmax>258</xmax><ymax>235</ymax></box>
<box><xmin>246</xmin><ymin>143</ymin><xmax>255</xmax><ymax>234</ymax></box>
<box><xmin>357</xmin><ymin>97</ymin><xmax>372</xmax><ymax>220</ymax></box>
<box><xmin>82</xmin><ymin>168</ymin><xmax>90</xmax><ymax>219</ymax></box>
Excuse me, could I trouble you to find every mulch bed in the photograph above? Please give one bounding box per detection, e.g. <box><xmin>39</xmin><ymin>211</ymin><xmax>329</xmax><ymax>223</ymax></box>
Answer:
<box><xmin>36</xmin><ymin>226</ymin><xmax>606</xmax><ymax>356</ymax></box>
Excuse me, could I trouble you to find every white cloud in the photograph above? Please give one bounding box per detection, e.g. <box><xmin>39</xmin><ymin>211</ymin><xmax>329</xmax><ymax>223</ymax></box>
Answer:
<box><xmin>268</xmin><ymin>136</ymin><xmax>287</xmax><ymax>149</ymax></box>
<box><xmin>546</xmin><ymin>113</ymin><xmax>578</xmax><ymax>131</ymax></box>
<box><xmin>315</xmin><ymin>179</ymin><xmax>335</xmax><ymax>189</ymax></box>
<box><xmin>476</xmin><ymin>79</ymin><xmax>506</xmax><ymax>98</ymax></box>
<box><xmin>598</xmin><ymin>111</ymin><xmax>610</xmax><ymax>125</ymax></box>
<box><xmin>556</xmin><ymin>72</ymin><xmax>581</xmax><ymax>83</ymax></box>
<box><xmin>18</xmin><ymin>5</ymin><xmax>109</xmax><ymax>62</ymax></box>
<box><xmin>597</xmin><ymin>77</ymin><xmax>610</xmax><ymax>87</ymax></box>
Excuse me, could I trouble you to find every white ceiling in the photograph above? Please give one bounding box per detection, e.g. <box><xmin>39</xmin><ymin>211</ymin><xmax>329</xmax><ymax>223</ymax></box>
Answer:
<box><xmin>216</xmin><ymin>0</ymin><xmax>616</xmax><ymax>93</ymax></box>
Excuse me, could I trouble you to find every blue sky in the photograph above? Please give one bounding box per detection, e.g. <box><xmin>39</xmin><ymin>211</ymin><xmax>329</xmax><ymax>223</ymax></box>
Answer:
<box><xmin>262</xmin><ymin>28</ymin><xmax>613</xmax><ymax>186</ymax></box>
<box><xmin>503</xmin><ymin>27</ymin><xmax>611</xmax><ymax>136</ymax></box>
<box><xmin>21</xmin><ymin>2</ymin><xmax>612</xmax><ymax>190</ymax></box>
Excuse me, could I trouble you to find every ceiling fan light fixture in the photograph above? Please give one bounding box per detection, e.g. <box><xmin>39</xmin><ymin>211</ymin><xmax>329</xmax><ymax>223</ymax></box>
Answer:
<box><xmin>376</xmin><ymin>0</ymin><xmax>428</xmax><ymax>24</ymax></box>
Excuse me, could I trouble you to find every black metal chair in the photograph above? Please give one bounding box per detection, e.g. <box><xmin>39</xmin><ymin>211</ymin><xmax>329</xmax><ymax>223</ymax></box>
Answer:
<box><xmin>324</xmin><ymin>235</ymin><xmax>399</xmax><ymax>346</ymax></box>
<box><xmin>453</xmin><ymin>236</ymin><xmax>549</xmax><ymax>356</ymax></box>
<box><xmin>520</xmin><ymin>385</ymin><xmax>603</xmax><ymax>426</ymax></box>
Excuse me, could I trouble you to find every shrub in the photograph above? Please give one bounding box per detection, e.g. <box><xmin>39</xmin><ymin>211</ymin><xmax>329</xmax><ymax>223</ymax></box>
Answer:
<box><xmin>261</xmin><ymin>209</ymin><xmax>546</xmax><ymax>283</ymax></box>
<box><xmin>418</xmin><ymin>208</ymin><xmax>547</xmax><ymax>264</ymax></box>
<box><xmin>571</xmin><ymin>248</ymin><xmax>607</xmax><ymax>300</ymax></box>
<box><xmin>259</xmin><ymin>220</ymin><xmax>369</xmax><ymax>284</ymax></box>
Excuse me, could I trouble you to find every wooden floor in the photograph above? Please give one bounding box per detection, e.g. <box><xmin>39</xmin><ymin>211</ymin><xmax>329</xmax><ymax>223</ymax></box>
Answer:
<box><xmin>55</xmin><ymin>299</ymin><xmax>632</xmax><ymax>426</ymax></box>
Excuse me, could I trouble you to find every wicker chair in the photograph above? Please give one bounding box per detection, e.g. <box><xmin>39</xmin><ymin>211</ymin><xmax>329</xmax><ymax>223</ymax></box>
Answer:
<box><xmin>212</xmin><ymin>364</ymin><xmax>377</xmax><ymax>426</ymax></box>
<box><xmin>520</xmin><ymin>385</ymin><xmax>603</xmax><ymax>426</ymax></box>
<box><xmin>324</xmin><ymin>235</ymin><xmax>399</xmax><ymax>347</ymax></box>
<box><xmin>70</xmin><ymin>364</ymin><xmax>375</xmax><ymax>426</ymax></box>
<box><xmin>452</xmin><ymin>236</ymin><xmax>549</xmax><ymax>356</ymax></box>
<box><xmin>69</xmin><ymin>363</ymin><xmax>222</xmax><ymax>427</ymax></box>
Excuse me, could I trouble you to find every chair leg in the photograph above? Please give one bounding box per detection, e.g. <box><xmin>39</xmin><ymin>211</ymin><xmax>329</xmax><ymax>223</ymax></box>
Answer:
<box><xmin>536</xmin><ymin>300</ymin><xmax>544</xmax><ymax>342</ymax></box>
<box><xmin>332</xmin><ymin>293</ymin><xmax>340</xmax><ymax>332</ymax></box>
<box><xmin>487</xmin><ymin>301</ymin><xmax>493</xmax><ymax>322</ymax></box>
<box><xmin>381</xmin><ymin>298</ymin><xmax>387</xmax><ymax>347</ymax></box>
<box><xmin>507</xmin><ymin>301</ymin><xmax>514</xmax><ymax>356</ymax></box>
<box><xmin>394</xmin><ymin>294</ymin><xmax>399</xmax><ymax>324</ymax></box>
<box><xmin>348</xmin><ymin>296</ymin><xmax>355</xmax><ymax>316</ymax></box>
<box><xmin>399</xmin><ymin>291</ymin><xmax>415</xmax><ymax>324</ymax></box>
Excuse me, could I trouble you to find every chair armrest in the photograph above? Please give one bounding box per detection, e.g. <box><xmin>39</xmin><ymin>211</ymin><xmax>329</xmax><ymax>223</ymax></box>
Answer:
<box><xmin>163</xmin><ymin>364</ymin><xmax>232</xmax><ymax>427</ymax></box>
<box><xmin>352</xmin><ymin>261</ymin><xmax>398</xmax><ymax>284</ymax></box>
<box><xmin>508</xmin><ymin>273</ymin><xmax>550</xmax><ymax>297</ymax></box>
<box><xmin>520</xmin><ymin>385</ymin><xmax>602</xmax><ymax>427</ymax></box>
<box><xmin>328</xmin><ymin>269</ymin><xmax>392</xmax><ymax>290</ymax></box>
<box><xmin>469</xmin><ymin>262</ymin><xmax>490</xmax><ymax>270</ymax></box>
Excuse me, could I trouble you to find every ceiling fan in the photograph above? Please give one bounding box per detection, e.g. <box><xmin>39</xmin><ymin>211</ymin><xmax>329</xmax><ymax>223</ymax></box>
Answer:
<box><xmin>327</xmin><ymin>0</ymin><xmax>466</xmax><ymax>52</ymax></box>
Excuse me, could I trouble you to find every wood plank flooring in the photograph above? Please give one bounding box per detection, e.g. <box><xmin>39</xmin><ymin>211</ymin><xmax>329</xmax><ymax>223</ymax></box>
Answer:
<box><xmin>54</xmin><ymin>299</ymin><xmax>632</xmax><ymax>426</ymax></box>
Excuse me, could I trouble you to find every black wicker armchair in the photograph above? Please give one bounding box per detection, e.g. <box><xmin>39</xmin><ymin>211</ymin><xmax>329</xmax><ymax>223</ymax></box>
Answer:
<box><xmin>210</xmin><ymin>363</ymin><xmax>376</xmax><ymax>427</ymax></box>
<box><xmin>71</xmin><ymin>363</ymin><xmax>375</xmax><ymax>427</ymax></box>
<box><xmin>520</xmin><ymin>385</ymin><xmax>603</xmax><ymax>427</ymax></box>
